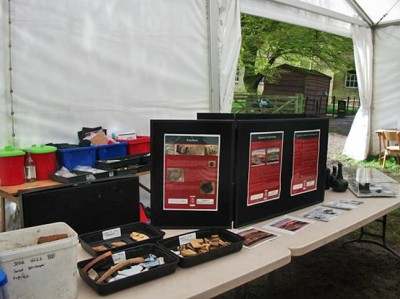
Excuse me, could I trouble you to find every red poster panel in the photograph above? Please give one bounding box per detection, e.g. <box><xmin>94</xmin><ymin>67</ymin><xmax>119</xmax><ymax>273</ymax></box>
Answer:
<box><xmin>247</xmin><ymin>131</ymin><xmax>283</xmax><ymax>206</ymax></box>
<box><xmin>163</xmin><ymin>134</ymin><xmax>220</xmax><ymax>211</ymax></box>
<box><xmin>291</xmin><ymin>129</ymin><xmax>320</xmax><ymax>196</ymax></box>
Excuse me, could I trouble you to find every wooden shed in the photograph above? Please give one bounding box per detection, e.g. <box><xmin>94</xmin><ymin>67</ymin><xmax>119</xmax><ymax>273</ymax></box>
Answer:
<box><xmin>263</xmin><ymin>64</ymin><xmax>331</xmax><ymax>115</ymax></box>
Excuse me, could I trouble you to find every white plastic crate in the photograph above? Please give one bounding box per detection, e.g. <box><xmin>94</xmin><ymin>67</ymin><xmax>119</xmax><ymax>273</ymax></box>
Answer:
<box><xmin>0</xmin><ymin>222</ymin><xmax>78</xmax><ymax>299</ymax></box>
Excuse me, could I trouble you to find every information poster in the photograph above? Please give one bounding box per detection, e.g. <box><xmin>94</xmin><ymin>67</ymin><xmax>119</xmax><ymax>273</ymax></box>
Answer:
<box><xmin>291</xmin><ymin>129</ymin><xmax>320</xmax><ymax>196</ymax></box>
<box><xmin>163</xmin><ymin>134</ymin><xmax>220</xmax><ymax>211</ymax></box>
<box><xmin>247</xmin><ymin>131</ymin><xmax>283</xmax><ymax>206</ymax></box>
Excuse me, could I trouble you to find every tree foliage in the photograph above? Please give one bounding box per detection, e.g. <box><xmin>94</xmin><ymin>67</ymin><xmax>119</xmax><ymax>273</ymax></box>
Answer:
<box><xmin>240</xmin><ymin>14</ymin><xmax>354</xmax><ymax>93</ymax></box>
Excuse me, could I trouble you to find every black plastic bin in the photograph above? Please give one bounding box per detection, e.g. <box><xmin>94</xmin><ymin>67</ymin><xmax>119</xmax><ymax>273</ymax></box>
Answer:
<box><xmin>79</xmin><ymin>222</ymin><xmax>165</xmax><ymax>257</ymax></box>
<box><xmin>157</xmin><ymin>227</ymin><xmax>244</xmax><ymax>268</ymax></box>
<box><xmin>78</xmin><ymin>243</ymin><xmax>179</xmax><ymax>295</ymax></box>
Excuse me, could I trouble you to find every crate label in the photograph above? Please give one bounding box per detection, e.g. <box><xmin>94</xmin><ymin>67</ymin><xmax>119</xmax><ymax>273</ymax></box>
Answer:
<box><xmin>11</xmin><ymin>252</ymin><xmax>56</xmax><ymax>282</ymax></box>
<box><xmin>179</xmin><ymin>232</ymin><xmax>197</xmax><ymax>245</ymax></box>
<box><xmin>102</xmin><ymin>228</ymin><xmax>121</xmax><ymax>240</ymax></box>
<box><xmin>112</xmin><ymin>251</ymin><xmax>126</xmax><ymax>264</ymax></box>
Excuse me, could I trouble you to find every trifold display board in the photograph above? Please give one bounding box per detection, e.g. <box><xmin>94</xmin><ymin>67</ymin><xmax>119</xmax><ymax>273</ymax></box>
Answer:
<box><xmin>151</xmin><ymin>114</ymin><xmax>328</xmax><ymax>228</ymax></box>
<box><xmin>20</xmin><ymin>175</ymin><xmax>140</xmax><ymax>235</ymax></box>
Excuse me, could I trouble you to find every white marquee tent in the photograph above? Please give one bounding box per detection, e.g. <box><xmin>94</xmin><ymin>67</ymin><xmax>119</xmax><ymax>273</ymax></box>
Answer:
<box><xmin>1</xmin><ymin>0</ymin><xmax>400</xmax><ymax>161</ymax></box>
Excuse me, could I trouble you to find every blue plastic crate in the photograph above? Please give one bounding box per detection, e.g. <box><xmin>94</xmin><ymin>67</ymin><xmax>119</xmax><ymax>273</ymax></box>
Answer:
<box><xmin>57</xmin><ymin>147</ymin><xmax>97</xmax><ymax>170</ymax></box>
<box><xmin>95</xmin><ymin>142</ymin><xmax>127</xmax><ymax>160</ymax></box>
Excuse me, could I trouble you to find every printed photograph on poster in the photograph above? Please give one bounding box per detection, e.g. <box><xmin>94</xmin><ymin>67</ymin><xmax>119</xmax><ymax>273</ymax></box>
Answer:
<box><xmin>251</xmin><ymin>148</ymin><xmax>266</xmax><ymax>166</ymax></box>
<box><xmin>291</xmin><ymin>129</ymin><xmax>320</xmax><ymax>196</ymax></box>
<box><xmin>163</xmin><ymin>134</ymin><xmax>220</xmax><ymax>211</ymax></box>
<box><xmin>247</xmin><ymin>131</ymin><xmax>284</xmax><ymax>206</ymax></box>
<box><xmin>235</xmin><ymin>227</ymin><xmax>280</xmax><ymax>249</ymax></box>
<box><xmin>263</xmin><ymin>215</ymin><xmax>314</xmax><ymax>235</ymax></box>
<box><xmin>322</xmin><ymin>199</ymin><xmax>364</xmax><ymax>210</ymax></box>
<box><xmin>300</xmin><ymin>206</ymin><xmax>344</xmax><ymax>222</ymax></box>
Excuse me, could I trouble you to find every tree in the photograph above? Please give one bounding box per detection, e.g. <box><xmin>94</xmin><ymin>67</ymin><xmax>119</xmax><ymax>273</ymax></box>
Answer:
<box><xmin>240</xmin><ymin>15</ymin><xmax>354</xmax><ymax>93</ymax></box>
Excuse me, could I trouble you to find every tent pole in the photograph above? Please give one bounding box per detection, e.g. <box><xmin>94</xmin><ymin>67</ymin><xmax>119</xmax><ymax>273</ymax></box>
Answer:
<box><xmin>345</xmin><ymin>0</ymin><xmax>374</xmax><ymax>27</ymax></box>
<box><xmin>6</xmin><ymin>0</ymin><xmax>16</xmax><ymax>146</ymax></box>
<box><xmin>369</xmin><ymin>27</ymin><xmax>375</xmax><ymax>154</ymax></box>
<box><xmin>207</xmin><ymin>0</ymin><xmax>221</xmax><ymax>113</ymax></box>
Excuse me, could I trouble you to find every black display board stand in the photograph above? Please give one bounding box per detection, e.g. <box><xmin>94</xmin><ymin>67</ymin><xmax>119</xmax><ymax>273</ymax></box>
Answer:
<box><xmin>150</xmin><ymin>120</ymin><xmax>235</xmax><ymax>228</ymax></box>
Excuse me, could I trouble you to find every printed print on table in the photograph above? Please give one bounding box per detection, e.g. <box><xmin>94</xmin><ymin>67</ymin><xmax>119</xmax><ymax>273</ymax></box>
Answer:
<box><xmin>263</xmin><ymin>215</ymin><xmax>314</xmax><ymax>235</ymax></box>
<box><xmin>301</xmin><ymin>206</ymin><xmax>344</xmax><ymax>222</ymax></box>
<box><xmin>322</xmin><ymin>199</ymin><xmax>364</xmax><ymax>210</ymax></box>
<box><xmin>235</xmin><ymin>227</ymin><xmax>280</xmax><ymax>249</ymax></box>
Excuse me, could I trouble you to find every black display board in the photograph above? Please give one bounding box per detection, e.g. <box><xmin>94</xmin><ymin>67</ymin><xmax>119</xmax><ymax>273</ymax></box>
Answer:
<box><xmin>198</xmin><ymin>113</ymin><xmax>329</xmax><ymax>228</ymax></box>
<box><xmin>21</xmin><ymin>175</ymin><xmax>140</xmax><ymax>234</ymax></box>
<box><xmin>150</xmin><ymin>120</ymin><xmax>235</xmax><ymax>228</ymax></box>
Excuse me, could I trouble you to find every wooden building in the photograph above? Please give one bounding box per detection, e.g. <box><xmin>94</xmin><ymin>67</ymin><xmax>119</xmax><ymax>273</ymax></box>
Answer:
<box><xmin>263</xmin><ymin>64</ymin><xmax>331</xmax><ymax>115</ymax></box>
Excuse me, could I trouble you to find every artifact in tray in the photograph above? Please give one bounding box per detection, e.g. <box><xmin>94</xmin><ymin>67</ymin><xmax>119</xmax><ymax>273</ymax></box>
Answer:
<box><xmin>78</xmin><ymin>244</ymin><xmax>179</xmax><ymax>295</ymax></box>
<box><xmin>175</xmin><ymin>235</ymin><xmax>232</xmax><ymax>257</ymax></box>
<box><xmin>37</xmin><ymin>233</ymin><xmax>69</xmax><ymax>244</ymax></box>
<box><xmin>79</xmin><ymin>222</ymin><xmax>165</xmax><ymax>257</ymax></box>
<box><xmin>157</xmin><ymin>227</ymin><xmax>244</xmax><ymax>268</ymax></box>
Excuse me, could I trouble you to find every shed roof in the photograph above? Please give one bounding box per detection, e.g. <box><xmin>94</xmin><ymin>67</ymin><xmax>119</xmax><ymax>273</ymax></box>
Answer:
<box><xmin>277</xmin><ymin>64</ymin><xmax>332</xmax><ymax>79</ymax></box>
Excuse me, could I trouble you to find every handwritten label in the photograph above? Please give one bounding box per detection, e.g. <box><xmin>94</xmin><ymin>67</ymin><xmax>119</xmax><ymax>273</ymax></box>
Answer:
<box><xmin>11</xmin><ymin>253</ymin><xmax>52</xmax><ymax>282</ymax></box>
<box><xmin>28</xmin><ymin>264</ymin><xmax>45</xmax><ymax>270</ymax></box>
<box><xmin>112</xmin><ymin>251</ymin><xmax>126</xmax><ymax>264</ymax></box>
<box><xmin>178</xmin><ymin>232</ymin><xmax>197</xmax><ymax>245</ymax></box>
<box><xmin>102</xmin><ymin>228</ymin><xmax>121</xmax><ymax>240</ymax></box>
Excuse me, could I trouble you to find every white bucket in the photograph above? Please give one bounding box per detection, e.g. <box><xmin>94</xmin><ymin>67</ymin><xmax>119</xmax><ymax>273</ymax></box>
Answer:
<box><xmin>0</xmin><ymin>222</ymin><xmax>78</xmax><ymax>299</ymax></box>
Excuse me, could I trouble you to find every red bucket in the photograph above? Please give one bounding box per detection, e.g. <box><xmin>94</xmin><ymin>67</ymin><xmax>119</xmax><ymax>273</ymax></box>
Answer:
<box><xmin>0</xmin><ymin>146</ymin><xmax>25</xmax><ymax>186</ymax></box>
<box><xmin>27</xmin><ymin>145</ymin><xmax>57</xmax><ymax>180</ymax></box>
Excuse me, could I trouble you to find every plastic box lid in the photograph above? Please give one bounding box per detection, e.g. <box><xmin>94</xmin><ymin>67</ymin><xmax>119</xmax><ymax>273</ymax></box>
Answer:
<box><xmin>26</xmin><ymin>144</ymin><xmax>57</xmax><ymax>154</ymax></box>
<box><xmin>0</xmin><ymin>146</ymin><xmax>25</xmax><ymax>157</ymax></box>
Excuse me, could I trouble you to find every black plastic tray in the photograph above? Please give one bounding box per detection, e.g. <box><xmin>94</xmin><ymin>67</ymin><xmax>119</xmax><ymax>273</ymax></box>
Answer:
<box><xmin>74</xmin><ymin>168</ymin><xmax>114</xmax><ymax>179</ymax></box>
<box><xmin>95</xmin><ymin>153</ymin><xmax>150</xmax><ymax>170</ymax></box>
<box><xmin>138</xmin><ymin>153</ymin><xmax>151</xmax><ymax>164</ymax></box>
<box><xmin>136</xmin><ymin>164</ymin><xmax>151</xmax><ymax>173</ymax></box>
<box><xmin>157</xmin><ymin>227</ymin><xmax>244</xmax><ymax>268</ymax></box>
<box><xmin>51</xmin><ymin>172</ymin><xmax>88</xmax><ymax>184</ymax></box>
<box><xmin>78</xmin><ymin>243</ymin><xmax>179</xmax><ymax>295</ymax></box>
<box><xmin>113</xmin><ymin>165</ymin><xmax>139</xmax><ymax>176</ymax></box>
<box><xmin>79</xmin><ymin>222</ymin><xmax>165</xmax><ymax>256</ymax></box>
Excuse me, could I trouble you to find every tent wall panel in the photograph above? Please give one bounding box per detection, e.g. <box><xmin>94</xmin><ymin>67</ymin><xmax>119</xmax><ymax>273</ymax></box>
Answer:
<box><xmin>0</xmin><ymin>1</ymin><xmax>12</xmax><ymax>146</ymax></box>
<box><xmin>7</xmin><ymin>0</ymin><xmax>211</xmax><ymax>147</ymax></box>
<box><xmin>371</xmin><ymin>25</ymin><xmax>400</xmax><ymax>154</ymax></box>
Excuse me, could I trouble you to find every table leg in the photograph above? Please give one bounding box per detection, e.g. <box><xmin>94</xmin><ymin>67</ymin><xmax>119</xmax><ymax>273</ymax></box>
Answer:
<box><xmin>1</xmin><ymin>197</ymin><xmax>5</xmax><ymax>232</ymax></box>
<box><xmin>377</xmin><ymin>132</ymin><xmax>383</xmax><ymax>164</ymax></box>
<box><xmin>342</xmin><ymin>215</ymin><xmax>400</xmax><ymax>259</ymax></box>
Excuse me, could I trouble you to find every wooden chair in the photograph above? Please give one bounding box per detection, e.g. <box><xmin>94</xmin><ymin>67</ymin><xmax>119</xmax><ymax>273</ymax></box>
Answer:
<box><xmin>382</xmin><ymin>130</ymin><xmax>400</xmax><ymax>168</ymax></box>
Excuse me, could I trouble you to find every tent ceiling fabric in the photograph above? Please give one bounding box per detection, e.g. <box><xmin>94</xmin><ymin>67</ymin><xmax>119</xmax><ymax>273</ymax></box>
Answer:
<box><xmin>355</xmin><ymin>0</ymin><xmax>400</xmax><ymax>25</ymax></box>
<box><xmin>241</xmin><ymin>0</ymin><xmax>400</xmax><ymax>35</ymax></box>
